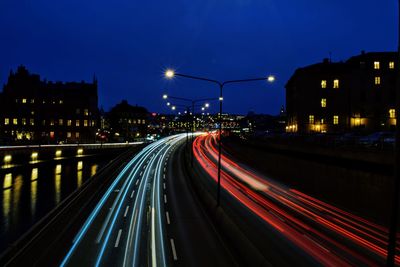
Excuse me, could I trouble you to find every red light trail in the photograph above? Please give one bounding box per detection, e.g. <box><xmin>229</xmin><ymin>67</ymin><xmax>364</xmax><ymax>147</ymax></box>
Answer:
<box><xmin>193</xmin><ymin>133</ymin><xmax>400</xmax><ymax>266</ymax></box>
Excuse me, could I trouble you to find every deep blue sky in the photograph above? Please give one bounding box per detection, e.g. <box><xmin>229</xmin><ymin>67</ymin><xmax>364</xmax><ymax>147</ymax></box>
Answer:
<box><xmin>0</xmin><ymin>0</ymin><xmax>397</xmax><ymax>115</ymax></box>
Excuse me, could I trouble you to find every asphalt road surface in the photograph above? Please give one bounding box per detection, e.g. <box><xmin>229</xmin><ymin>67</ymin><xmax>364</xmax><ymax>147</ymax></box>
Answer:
<box><xmin>60</xmin><ymin>134</ymin><xmax>236</xmax><ymax>267</ymax></box>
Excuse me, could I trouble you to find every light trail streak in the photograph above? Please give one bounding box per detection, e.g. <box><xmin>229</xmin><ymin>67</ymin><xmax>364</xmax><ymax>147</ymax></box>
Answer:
<box><xmin>60</xmin><ymin>140</ymin><xmax>161</xmax><ymax>266</ymax></box>
<box><xmin>61</xmin><ymin>135</ymin><xmax>187</xmax><ymax>267</ymax></box>
<box><xmin>193</xmin><ymin>133</ymin><xmax>400</xmax><ymax>266</ymax></box>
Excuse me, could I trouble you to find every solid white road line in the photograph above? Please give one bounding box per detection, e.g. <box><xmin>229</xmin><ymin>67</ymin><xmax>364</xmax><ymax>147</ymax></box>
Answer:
<box><xmin>164</xmin><ymin>194</ymin><xmax>167</xmax><ymax>204</ymax></box>
<box><xmin>130</xmin><ymin>190</ymin><xmax>135</xmax><ymax>199</ymax></box>
<box><xmin>124</xmin><ymin>206</ymin><xmax>130</xmax><ymax>218</ymax></box>
<box><xmin>170</xmin><ymin>238</ymin><xmax>178</xmax><ymax>260</ymax></box>
<box><xmin>166</xmin><ymin>211</ymin><xmax>170</xmax><ymax>225</ymax></box>
<box><xmin>115</xmin><ymin>229</ymin><xmax>123</xmax><ymax>248</ymax></box>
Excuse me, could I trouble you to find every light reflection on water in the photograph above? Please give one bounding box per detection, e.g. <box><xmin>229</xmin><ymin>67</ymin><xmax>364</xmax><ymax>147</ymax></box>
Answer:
<box><xmin>2</xmin><ymin>187</ymin><xmax>10</xmax><ymax>231</ymax></box>
<box><xmin>0</xmin><ymin>158</ymin><xmax>105</xmax><ymax>251</ymax></box>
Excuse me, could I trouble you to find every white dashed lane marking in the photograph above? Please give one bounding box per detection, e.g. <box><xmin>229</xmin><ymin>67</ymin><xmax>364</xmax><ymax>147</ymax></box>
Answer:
<box><xmin>170</xmin><ymin>238</ymin><xmax>178</xmax><ymax>260</ymax></box>
<box><xmin>115</xmin><ymin>229</ymin><xmax>122</xmax><ymax>247</ymax></box>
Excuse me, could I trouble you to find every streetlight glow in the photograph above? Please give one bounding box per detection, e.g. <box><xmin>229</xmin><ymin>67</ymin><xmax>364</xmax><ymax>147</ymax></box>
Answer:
<box><xmin>267</xmin><ymin>75</ymin><xmax>275</xmax><ymax>83</ymax></box>
<box><xmin>165</xmin><ymin>69</ymin><xmax>175</xmax><ymax>78</ymax></box>
<box><xmin>163</xmin><ymin>94</ymin><xmax>168</xmax><ymax>99</ymax></box>
<box><xmin>171</xmin><ymin>106</ymin><xmax>176</xmax><ymax>110</ymax></box>
<box><xmin>161</xmin><ymin>70</ymin><xmax>275</xmax><ymax>207</ymax></box>
<box><xmin>166</xmin><ymin>102</ymin><xmax>171</xmax><ymax>106</ymax></box>
<box><xmin>205</xmin><ymin>103</ymin><xmax>210</xmax><ymax>108</ymax></box>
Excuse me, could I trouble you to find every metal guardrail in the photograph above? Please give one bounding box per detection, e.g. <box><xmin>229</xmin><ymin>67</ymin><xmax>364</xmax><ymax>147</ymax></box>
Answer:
<box><xmin>0</xmin><ymin>142</ymin><xmax>144</xmax><ymax>151</ymax></box>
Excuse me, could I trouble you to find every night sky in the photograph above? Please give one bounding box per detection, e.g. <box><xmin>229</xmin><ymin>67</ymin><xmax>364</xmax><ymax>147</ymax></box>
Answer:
<box><xmin>0</xmin><ymin>1</ymin><xmax>397</xmax><ymax>115</ymax></box>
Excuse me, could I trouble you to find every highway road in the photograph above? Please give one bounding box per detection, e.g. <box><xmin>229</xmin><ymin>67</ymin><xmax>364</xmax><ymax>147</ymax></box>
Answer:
<box><xmin>193</xmin><ymin>132</ymin><xmax>400</xmax><ymax>266</ymax></box>
<box><xmin>60</xmin><ymin>133</ymin><xmax>236</xmax><ymax>267</ymax></box>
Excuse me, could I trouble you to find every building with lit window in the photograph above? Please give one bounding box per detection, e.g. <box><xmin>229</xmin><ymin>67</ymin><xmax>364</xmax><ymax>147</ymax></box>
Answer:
<box><xmin>286</xmin><ymin>51</ymin><xmax>397</xmax><ymax>133</ymax></box>
<box><xmin>106</xmin><ymin>100</ymin><xmax>149</xmax><ymax>141</ymax></box>
<box><xmin>0</xmin><ymin>66</ymin><xmax>98</xmax><ymax>144</ymax></box>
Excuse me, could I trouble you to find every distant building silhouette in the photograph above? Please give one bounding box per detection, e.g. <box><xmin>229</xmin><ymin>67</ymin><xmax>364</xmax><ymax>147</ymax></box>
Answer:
<box><xmin>286</xmin><ymin>51</ymin><xmax>397</xmax><ymax>133</ymax></box>
<box><xmin>106</xmin><ymin>100</ymin><xmax>148</xmax><ymax>141</ymax></box>
<box><xmin>0</xmin><ymin>66</ymin><xmax>98</xmax><ymax>144</ymax></box>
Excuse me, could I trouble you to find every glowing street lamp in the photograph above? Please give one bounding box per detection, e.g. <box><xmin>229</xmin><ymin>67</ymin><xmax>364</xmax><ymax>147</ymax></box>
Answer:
<box><xmin>171</xmin><ymin>106</ymin><xmax>176</xmax><ymax>110</ymax></box>
<box><xmin>267</xmin><ymin>75</ymin><xmax>276</xmax><ymax>83</ymax></box>
<box><xmin>205</xmin><ymin>103</ymin><xmax>210</xmax><ymax>108</ymax></box>
<box><xmin>163</xmin><ymin>94</ymin><xmax>168</xmax><ymax>99</ymax></box>
<box><xmin>163</xmin><ymin>70</ymin><xmax>275</xmax><ymax>207</ymax></box>
<box><xmin>165</xmin><ymin>69</ymin><xmax>175</xmax><ymax>79</ymax></box>
<box><xmin>166</xmin><ymin>102</ymin><xmax>171</xmax><ymax>106</ymax></box>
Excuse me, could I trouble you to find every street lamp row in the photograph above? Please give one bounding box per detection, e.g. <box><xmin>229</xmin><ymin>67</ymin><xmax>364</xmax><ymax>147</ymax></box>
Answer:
<box><xmin>162</xmin><ymin>94</ymin><xmax>217</xmax><ymax>166</ymax></box>
<box><xmin>164</xmin><ymin>69</ymin><xmax>275</xmax><ymax>207</ymax></box>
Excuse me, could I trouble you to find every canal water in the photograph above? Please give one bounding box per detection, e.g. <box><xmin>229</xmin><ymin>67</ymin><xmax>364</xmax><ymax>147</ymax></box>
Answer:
<box><xmin>0</xmin><ymin>154</ymin><xmax>114</xmax><ymax>252</ymax></box>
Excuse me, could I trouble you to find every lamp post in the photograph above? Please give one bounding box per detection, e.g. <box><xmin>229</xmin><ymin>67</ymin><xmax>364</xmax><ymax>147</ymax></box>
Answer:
<box><xmin>165</xmin><ymin>70</ymin><xmax>275</xmax><ymax>206</ymax></box>
<box><xmin>387</xmin><ymin>1</ymin><xmax>400</xmax><ymax>266</ymax></box>
<box><xmin>163</xmin><ymin>94</ymin><xmax>216</xmax><ymax>166</ymax></box>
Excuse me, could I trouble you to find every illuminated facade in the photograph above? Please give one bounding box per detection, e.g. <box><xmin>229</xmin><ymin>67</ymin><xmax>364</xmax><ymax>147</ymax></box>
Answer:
<box><xmin>0</xmin><ymin>66</ymin><xmax>98</xmax><ymax>144</ymax></box>
<box><xmin>286</xmin><ymin>51</ymin><xmax>397</xmax><ymax>133</ymax></box>
<box><xmin>106</xmin><ymin>100</ymin><xmax>148</xmax><ymax>141</ymax></box>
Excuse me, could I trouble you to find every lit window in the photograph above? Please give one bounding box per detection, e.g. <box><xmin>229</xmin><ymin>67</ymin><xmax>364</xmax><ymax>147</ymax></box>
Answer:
<box><xmin>31</xmin><ymin>111</ymin><xmax>35</xmax><ymax>115</ymax></box>
<box><xmin>84</xmin><ymin>120</ymin><xmax>88</xmax><ymax>127</ymax></box>
<box><xmin>59</xmin><ymin>119</ymin><xmax>63</xmax><ymax>126</ymax></box>
<box><xmin>333</xmin><ymin>115</ymin><xmax>339</xmax><ymax>125</ymax></box>
<box><xmin>22</xmin><ymin>118</ymin><xmax>27</xmax><ymax>125</ymax></box>
<box><xmin>321</xmin><ymin>118</ymin><xmax>325</xmax><ymax>124</ymax></box>
<box><xmin>67</xmin><ymin>120</ymin><xmax>72</xmax><ymax>126</ymax></box>
<box><xmin>42</xmin><ymin>120</ymin><xmax>46</xmax><ymax>126</ymax></box>
<box><xmin>50</xmin><ymin>120</ymin><xmax>55</xmax><ymax>126</ymax></box>
<box><xmin>13</xmin><ymin>118</ymin><xmax>18</xmax><ymax>125</ymax></box>
<box><xmin>321</xmin><ymin>80</ymin><xmax>327</xmax><ymax>89</ymax></box>
<box><xmin>4</xmin><ymin>118</ymin><xmax>9</xmax><ymax>125</ymax></box>
<box><xmin>76</xmin><ymin>120</ymin><xmax>80</xmax><ymax>127</ymax></box>
<box><xmin>75</xmin><ymin>132</ymin><xmax>80</xmax><ymax>138</ymax></box>
<box><xmin>389</xmin><ymin>109</ymin><xmax>396</xmax><ymax>119</ymax></box>
<box><xmin>374</xmin><ymin>61</ymin><xmax>380</xmax><ymax>69</ymax></box>
<box><xmin>31</xmin><ymin>99</ymin><xmax>35</xmax><ymax>104</ymax></box>
<box><xmin>59</xmin><ymin>100</ymin><xmax>63</xmax><ymax>104</ymax></box>
<box><xmin>84</xmin><ymin>109</ymin><xmax>89</xmax><ymax>116</ymax></box>
<box><xmin>321</xmin><ymin>98</ymin><xmax>327</xmax><ymax>108</ymax></box>
<box><xmin>309</xmin><ymin>115</ymin><xmax>314</xmax><ymax>124</ymax></box>
<box><xmin>375</xmin><ymin>77</ymin><xmax>381</xmax><ymax>85</ymax></box>
<box><xmin>389</xmin><ymin>62</ymin><xmax>395</xmax><ymax>69</ymax></box>
<box><xmin>333</xmin><ymin>79</ymin><xmax>339</xmax><ymax>89</ymax></box>
<box><xmin>67</xmin><ymin>132</ymin><xmax>72</xmax><ymax>138</ymax></box>
<box><xmin>30</xmin><ymin>119</ymin><xmax>34</xmax><ymax>126</ymax></box>
<box><xmin>22</xmin><ymin>98</ymin><xmax>27</xmax><ymax>103</ymax></box>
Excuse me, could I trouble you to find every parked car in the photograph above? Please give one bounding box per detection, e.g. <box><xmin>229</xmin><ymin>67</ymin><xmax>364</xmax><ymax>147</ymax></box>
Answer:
<box><xmin>334</xmin><ymin>132</ymin><xmax>363</xmax><ymax>146</ymax></box>
<box><xmin>356</xmin><ymin>132</ymin><xmax>395</xmax><ymax>147</ymax></box>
